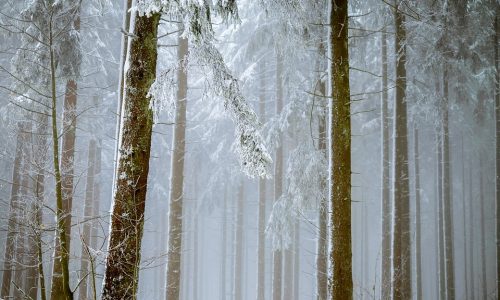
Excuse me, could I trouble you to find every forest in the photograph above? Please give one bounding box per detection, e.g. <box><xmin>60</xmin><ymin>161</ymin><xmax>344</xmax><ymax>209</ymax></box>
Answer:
<box><xmin>0</xmin><ymin>0</ymin><xmax>498</xmax><ymax>299</ymax></box>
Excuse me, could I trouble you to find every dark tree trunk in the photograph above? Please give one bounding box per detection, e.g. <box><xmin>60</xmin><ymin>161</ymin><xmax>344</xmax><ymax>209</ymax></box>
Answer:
<box><xmin>330</xmin><ymin>0</ymin><xmax>353</xmax><ymax>299</ymax></box>
<box><xmin>101</xmin><ymin>12</ymin><xmax>160</xmax><ymax>300</ymax></box>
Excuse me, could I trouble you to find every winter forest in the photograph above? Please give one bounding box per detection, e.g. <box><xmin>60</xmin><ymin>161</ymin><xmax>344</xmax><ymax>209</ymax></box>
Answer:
<box><xmin>0</xmin><ymin>0</ymin><xmax>498</xmax><ymax>299</ymax></box>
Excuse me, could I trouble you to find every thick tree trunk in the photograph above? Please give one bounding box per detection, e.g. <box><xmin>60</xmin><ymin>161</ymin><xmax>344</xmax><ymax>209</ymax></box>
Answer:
<box><xmin>78</xmin><ymin>139</ymin><xmax>96</xmax><ymax>300</ymax></box>
<box><xmin>273</xmin><ymin>52</ymin><xmax>284</xmax><ymax>300</ymax></box>
<box><xmin>380</xmin><ymin>30</ymin><xmax>392</xmax><ymax>300</ymax></box>
<box><xmin>234</xmin><ymin>183</ymin><xmax>244</xmax><ymax>300</ymax></box>
<box><xmin>1</xmin><ymin>122</ymin><xmax>26</xmax><ymax>298</ymax></box>
<box><xmin>414</xmin><ymin>127</ymin><xmax>422</xmax><ymax>300</ymax></box>
<box><xmin>257</xmin><ymin>64</ymin><xmax>267</xmax><ymax>300</ymax></box>
<box><xmin>101</xmin><ymin>12</ymin><xmax>160</xmax><ymax>300</ymax></box>
<box><xmin>391</xmin><ymin>3</ymin><xmax>411</xmax><ymax>299</ymax></box>
<box><xmin>51</xmin><ymin>12</ymin><xmax>80</xmax><ymax>300</ymax></box>
<box><xmin>442</xmin><ymin>66</ymin><xmax>455</xmax><ymax>300</ymax></box>
<box><xmin>330</xmin><ymin>0</ymin><xmax>353</xmax><ymax>299</ymax></box>
<box><xmin>165</xmin><ymin>31</ymin><xmax>188</xmax><ymax>300</ymax></box>
<box><xmin>317</xmin><ymin>77</ymin><xmax>328</xmax><ymax>300</ymax></box>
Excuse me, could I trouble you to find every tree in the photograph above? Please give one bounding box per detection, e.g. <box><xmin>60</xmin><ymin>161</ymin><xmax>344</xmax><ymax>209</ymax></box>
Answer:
<box><xmin>391</xmin><ymin>2</ymin><xmax>411</xmax><ymax>299</ymax></box>
<box><xmin>329</xmin><ymin>0</ymin><xmax>352</xmax><ymax>299</ymax></box>
<box><xmin>414</xmin><ymin>126</ymin><xmax>422</xmax><ymax>300</ymax></box>
<box><xmin>101</xmin><ymin>11</ymin><xmax>160</xmax><ymax>299</ymax></box>
<box><xmin>234</xmin><ymin>183</ymin><xmax>244</xmax><ymax>300</ymax></box>
<box><xmin>165</xmin><ymin>30</ymin><xmax>188</xmax><ymax>300</ymax></box>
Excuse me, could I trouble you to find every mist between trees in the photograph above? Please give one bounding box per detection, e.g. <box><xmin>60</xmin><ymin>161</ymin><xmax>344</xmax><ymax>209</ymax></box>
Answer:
<box><xmin>0</xmin><ymin>0</ymin><xmax>498</xmax><ymax>299</ymax></box>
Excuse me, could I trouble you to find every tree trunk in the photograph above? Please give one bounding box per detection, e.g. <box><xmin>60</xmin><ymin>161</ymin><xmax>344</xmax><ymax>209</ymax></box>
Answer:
<box><xmin>51</xmin><ymin>11</ymin><xmax>80</xmax><ymax>299</ymax></box>
<box><xmin>391</xmin><ymin>3</ymin><xmax>411</xmax><ymax>299</ymax></box>
<box><xmin>317</xmin><ymin>77</ymin><xmax>328</xmax><ymax>300</ymax></box>
<box><xmin>220</xmin><ymin>187</ymin><xmax>227</xmax><ymax>300</ymax></box>
<box><xmin>1</xmin><ymin>122</ymin><xmax>27</xmax><ymax>298</ymax></box>
<box><xmin>293</xmin><ymin>220</ymin><xmax>300</xmax><ymax>300</ymax></box>
<box><xmin>234</xmin><ymin>183</ymin><xmax>244</xmax><ymax>300</ymax></box>
<box><xmin>380</xmin><ymin>29</ymin><xmax>392</xmax><ymax>300</ymax></box>
<box><xmin>442</xmin><ymin>66</ymin><xmax>455</xmax><ymax>300</ymax></box>
<box><xmin>437</xmin><ymin>132</ymin><xmax>446</xmax><ymax>300</ymax></box>
<box><xmin>414</xmin><ymin>127</ymin><xmax>422</xmax><ymax>300</ymax></box>
<box><xmin>192</xmin><ymin>177</ymin><xmax>199</xmax><ymax>300</ymax></box>
<box><xmin>480</xmin><ymin>156</ymin><xmax>487</xmax><ymax>298</ymax></box>
<box><xmin>273</xmin><ymin>52</ymin><xmax>284</xmax><ymax>300</ymax></box>
<box><xmin>88</xmin><ymin>141</ymin><xmax>101</xmax><ymax>300</ymax></box>
<box><xmin>101</xmin><ymin>12</ymin><xmax>160</xmax><ymax>300</ymax></box>
<box><xmin>257</xmin><ymin>64</ymin><xmax>267</xmax><ymax>300</ymax></box>
<box><xmin>78</xmin><ymin>139</ymin><xmax>96</xmax><ymax>300</ymax></box>
<box><xmin>165</xmin><ymin>30</ymin><xmax>188</xmax><ymax>300</ymax></box>
<box><xmin>495</xmin><ymin>5</ymin><xmax>500</xmax><ymax>298</ymax></box>
<box><xmin>329</xmin><ymin>0</ymin><xmax>353</xmax><ymax>299</ymax></box>
<box><xmin>469</xmin><ymin>161</ymin><xmax>475</xmax><ymax>300</ymax></box>
<box><xmin>461</xmin><ymin>134</ymin><xmax>468</xmax><ymax>300</ymax></box>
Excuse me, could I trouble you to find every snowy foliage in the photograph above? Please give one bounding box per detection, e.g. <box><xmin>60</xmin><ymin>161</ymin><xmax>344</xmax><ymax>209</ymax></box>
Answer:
<box><xmin>136</xmin><ymin>0</ymin><xmax>272</xmax><ymax>177</ymax></box>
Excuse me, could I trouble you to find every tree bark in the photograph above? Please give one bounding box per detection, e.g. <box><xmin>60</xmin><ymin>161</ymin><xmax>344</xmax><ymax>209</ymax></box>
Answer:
<box><xmin>414</xmin><ymin>126</ymin><xmax>422</xmax><ymax>300</ymax></box>
<box><xmin>165</xmin><ymin>30</ymin><xmax>188</xmax><ymax>300</ymax></box>
<box><xmin>468</xmin><ymin>161</ymin><xmax>475</xmax><ymax>300</ymax></box>
<box><xmin>51</xmin><ymin>10</ymin><xmax>81</xmax><ymax>298</ymax></box>
<box><xmin>273</xmin><ymin>52</ymin><xmax>284</xmax><ymax>300</ymax></box>
<box><xmin>495</xmin><ymin>5</ymin><xmax>500</xmax><ymax>297</ymax></box>
<box><xmin>461</xmin><ymin>134</ymin><xmax>468</xmax><ymax>300</ymax></box>
<box><xmin>257</xmin><ymin>64</ymin><xmax>267</xmax><ymax>300</ymax></box>
<box><xmin>234</xmin><ymin>183</ymin><xmax>244</xmax><ymax>300</ymax></box>
<box><xmin>480</xmin><ymin>156</ymin><xmax>487</xmax><ymax>298</ymax></box>
<box><xmin>1</xmin><ymin>122</ymin><xmax>27</xmax><ymax>298</ymax></box>
<box><xmin>380</xmin><ymin>29</ymin><xmax>392</xmax><ymax>300</ymax></box>
<box><xmin>391</xmin><ymin>2</ymin><xmax>411</xmax><ymax>299</ymax></box>
<box><xmin>330</xmin><ymin>0</ymin><xmax>353</xmax><ymax>299</ymax></box>
<box><xmin>317</xmin><ymin>77</ymin><xmax>328</xmax><ymax>300</ymax></box>
<box><xmin>437</xmin><ymin>131</ymin><xmax>446</xmax><ymax>300</ymax></box>
<box><xmin>101</xmin><ymin>12</ymin><xmax>160</xmax><ymax>300</ymax></box>
<box><xmin>293</xmin><ymin>220</ymin><xmax>300</xmax><ymax>300</ymax></box>
<box><xmin>78</xmin><ymin>139</ymin><xmax>96</xmax><ymax>300</ymax></box>
<box><xmin>220</xmin><ymin>187</ymin><xmax>227</xmax><ymax>300</ymax></box>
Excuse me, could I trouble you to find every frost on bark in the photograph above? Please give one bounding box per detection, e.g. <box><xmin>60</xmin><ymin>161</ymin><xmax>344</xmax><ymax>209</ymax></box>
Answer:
<box><xmin>1</xmin><ymin>122</ymin><xmax>28</xmax><ymax>298</ymax></box>
<box><xmin>165</xmin><ymin>31</ymin><xmax>188</xmax><ymax>300</ymax></box>
<box><xmin>101</xmin><ymin>11</ymin><xmax>160</xmax><ymax>300</ymax></box>
<box><xmin>78</xmin><ymin>139</ymin><xmax>96</xmax><ymax>300</ymax></box>
<box><xmin>391</xmin><ymin>3</ymin><xmax>411</xmax><ymax>299</ymax></box>
<box><xmin>329</xmin><ymin>0</ymin><xmax>353</xmax><ymax>299</ymax></box>
<box><xmin>380</xmin><ymin>30</ymin><xmax>392</xmax><ymax>300</ymax></box>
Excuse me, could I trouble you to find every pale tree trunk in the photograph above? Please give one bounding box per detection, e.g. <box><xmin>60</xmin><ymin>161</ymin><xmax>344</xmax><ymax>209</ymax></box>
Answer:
<box><xmin>193</xmin><ymin>175</ymin><xmax>199</xmax><ymax>300</ymax></box>
<box><xmin>461</xmin><ymin>134</ymin><xmax>468</xmax><ymax>300</ymax></box>
<box><xmin>1</xmin><ymin>122</ymin><xmax>27</xmax><ymax>298</ymax></box>
<box><xmin>165</xmin><ymin>30</ymin><xmax>188</xmax><ymax>300</ymax></box>
<box><xmin>283</xmin><ymin>245</ymin><xmax>293</xmax><ymax>300</ymax></box>
<box><xmin>317</xmin><ymin>78</ymin><xmax>328</xmax><ymax>300</ymax></box>
<box><xmin>391</xmin><ymin>2</ymin><xmax>411</xmax><ymax>299</ymax></box>
<box><xmin>13</xmin><ymin>130</ymin><xmax>31</xmax><ymax>299</ymax></box>
<box><xmin>437</xmin><ymin>131</ymin><xmax>445</xmax><ymax>300</ymax></box>
<box><xmin>273</xmin><ymin>52</ymin><xmax>284</xmax><ymax>300</ymax></box>
<box><xmin>442</xmin><ymin>66</ymin><xmax>455</xmax><ymax>300</ymax></box>
<box><xmin>330</xmin><ymin>0</ymin><xmax>352</xmax><ymax>298</ymax></box>
<box><xmin>257</xmin><ymin>63</ymin><xmax>267</xmax><ymax>300</ymax></box>
<box><xmin>480</xmin><ymin>156</ymin><xmax>487</xmax><ymax>298</ymax></box>
<box><xmin>51</xmin><ymin>11</ymin><xmax>81</xmax><ymax>299</ymax></box>
<box><xmin>220</xmin><ymin>187</ymin><xmax>227</xmax><ymax>300</ymax></box>
<box><xmin>101</xmin><ymin>12</ymin><xmax>160</xmax><ymax>300</ymax></box>
<box><xmin>234</xmin><ymin>183</ymin><xmax>244</xmax><ymax>300</ymax></box>
<box><xmin>468</xmin><ymin>162</ymin><xmax>475</xmax><ymax>300</ymax></box>
<box><xmin>293</xmin><ymin>220</ymin><xmax>300</xmax><ymax>300</ymax></box>
<box><xmin>414</xmin><ymin>126</ymin><xmax>422</xmax><ymax>300</ymax></box>
<box><xmin>380</xmin><ymin>29</ymin><xmax>392</xmax><ymax>300</ymax></box>
<box><xmin>495</xmin><ymin>5</ymin><xmax>499</xmax><ymax>297</ymax></box>
<box><xmin>78</xmin><ymin>139</ymin><xmax>96</xmax><ymax>300</ymax></box>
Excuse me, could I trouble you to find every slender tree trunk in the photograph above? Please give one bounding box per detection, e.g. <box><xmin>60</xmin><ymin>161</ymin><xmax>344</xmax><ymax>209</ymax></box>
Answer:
<box><xmin>90</xmin><ymin>141</ymin><xmax>101</xmax><ymax>251</ymax></box>
<box><xmin>1</xmin><ymin>122</ymin><xmax>27</xmax><ymax>298</ymax></box>
<box><xmin>257</xmin><ymin>64</ymin><xmax>267</xmax><ymax>300</ymax></box>
<box><xmin>330</xmin><ymin>0</ymin><xmax>353</xmax><ymax>298</ymax></box>
<box><xmin>317</xmin><ymin>77</ymin><xmax>328</xmax><ymax>300</ymax></box>
<box><xmin>480</xmin><ymin>156</ymin><xmax>487</xmax><ymax>298</ymax></box>
<box><xmin>78</xmin><ymin>140</ymin><xmax>96</xmax><ymax>300</ymax></box>
<box><xmin>391</xmin><ymin>3</ymin><xmax>411</xmax><ymax>299</ymax></box>
<box><xmin>273</xmin><ymin>52</ymin><xmax>283</xmax><ymax>300</ymax></box>
<box><xmin>234</xmin><ymin>183</ymin><xmax>244</xmax><ymax>300</ymax></box>
<box><xmin>461</xmin><ymin>134</ymin><xmax>468</xmax><ymax>300</ymax></box>
<box><xmin>193</xmin><ymin>179</ymin><xmax>199</xmax><ymax>300</ymax></box>
<box><xmin>469</xmin><ymin>161</ymin><xmax>475</xmax><ymax>300</ymax></box>
<box><xmin>283</xmin><ymin>246</ymin><xmax>293</xmax><ymax>300</ymax></box>
<box><xmin>293</xmin><ymin>220</ymin><xmax>300</xmax><ymax>300</ymax></box>
<box><xmin>220</xmin><ymin>187</ymin><xmax>227</xmax><ymax>300</ymax></box>
<box><xmin>442</xmin><ymin>66</ymin><xmax>455</xmax><ymax>300</ymax></box>
<box><xmin>414</xmin><ymin>127</ymin><xmax>422</xmax><ymax>300</ymax></box>
<box><xmin>51</xmin><ymin>11</ymin><xmax>81</xmax><ymax>299</ymax></box>
<box><xmin>437</xmin><ymin>132</ymin><xmax>446</xmax><ymax>300</ymax></box>
<box><xmin>101</xmin><ymin>12</ymin><xmax>160</xmax><ymax>300</ymax></box>
<box><xmin>495</xmin><ymin>5</ymin><xmax>500</xmax><ymax>297</ymax></box>
<box><xmin>165</xmin><ymin>30</ymin><xmax>188</xmax><ymax>300</ymax></box>
<box><xmin>380</xmin><ymin>29</ymin><xmax>392</xmax><ymax>300</ymax></box>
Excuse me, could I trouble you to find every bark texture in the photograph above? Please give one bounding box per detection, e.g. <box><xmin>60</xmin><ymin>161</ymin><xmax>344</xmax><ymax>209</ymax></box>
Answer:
<box><xmin>101</xmin><ymin>12</ymin><xmax>160</xmax><ymax>300</ymax></box>
<box><xmin>165</xmin><ymin>31</ymin><xmax>188</xmax><ymax>300</ymax></box>
<box><xmin>391</xmin><ymin>3</ymin><xmax>411</xmax><ymax>299</ymax></box>
<box><xmin>330</xmin><ymin>0</ymin><xmax>353</xmax><ymax>299</ymax></box>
